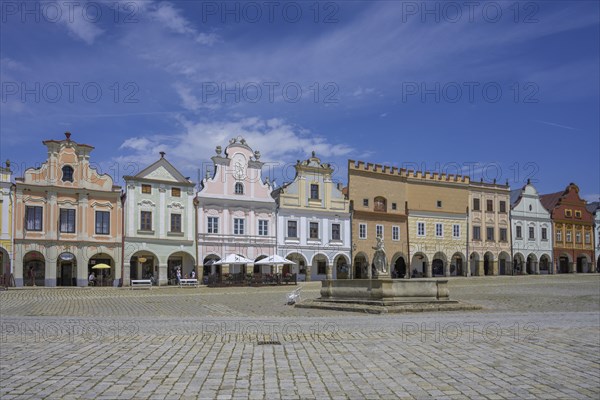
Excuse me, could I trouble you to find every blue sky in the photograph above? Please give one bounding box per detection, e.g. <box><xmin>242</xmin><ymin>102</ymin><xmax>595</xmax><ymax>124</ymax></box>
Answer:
<box><xmin>1</xmin><ymin>0</ymin><xmax>599</xmax><ymax>200</ymax></box>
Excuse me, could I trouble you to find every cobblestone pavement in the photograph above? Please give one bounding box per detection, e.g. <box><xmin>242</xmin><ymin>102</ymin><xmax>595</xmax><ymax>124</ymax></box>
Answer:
<box><xmin>1</xmin><ymin>275</ymin><xmax>599</xmax><ymax>399</ymax></box>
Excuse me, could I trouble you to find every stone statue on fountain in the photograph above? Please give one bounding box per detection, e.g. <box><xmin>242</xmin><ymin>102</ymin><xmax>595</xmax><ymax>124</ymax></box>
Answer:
<box><xmin>372</xmin><ymin>236</ymin><xmax>388</xmax><ymax>278</ymax></box>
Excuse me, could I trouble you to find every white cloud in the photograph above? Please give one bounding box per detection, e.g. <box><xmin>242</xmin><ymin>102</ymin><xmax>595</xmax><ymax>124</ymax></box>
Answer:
<box><xmin>41</xmin><ymin>1</ymin><xmax>105</xmax><ymax>44</ymax></box>
<box><xmin>115</xmin><ymin>117</ymin><xmax>355</xmax><ymax>177</ymax></box>
<box><xmin>150</xmin><ymin>2</ymin><xmax>219</xmax><ymax>45</ymax></box>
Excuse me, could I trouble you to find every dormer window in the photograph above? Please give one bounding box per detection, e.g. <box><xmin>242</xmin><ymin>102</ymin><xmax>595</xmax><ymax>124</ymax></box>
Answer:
<box><xmin>235</xmin><ymin>182</ymin><xmax>244</xmax><ymax>195</ymax></box>
<box><xmin>310</xmin><ymin>184</ymin><xmax>319</xmax><ymax>200</ymax></box>
<box><xmin>374</xmin><ymin>196</ymin><xmax>387</xmax><ymax>212</ymax></box>
<box><xmin>61</xmin><ymin>165</ymin><xmax>74</xmax><ymax>182</ymax></box>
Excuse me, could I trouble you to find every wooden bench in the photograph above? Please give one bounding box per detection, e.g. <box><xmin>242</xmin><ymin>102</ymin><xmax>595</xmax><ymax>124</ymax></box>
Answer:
<box><xmin>286</xmin><ymin>287</ymin><xmax>301</xmax><ymax>305</ymax></box>
<box><xmin>131</xmin><ymin>279</ymin><xmax>152</xmax><ymax>289</ymax></box>
<box><xmin>179</xmin><ymin>278</ymin><xmax>199</xmax><ymax>288</ymax></box>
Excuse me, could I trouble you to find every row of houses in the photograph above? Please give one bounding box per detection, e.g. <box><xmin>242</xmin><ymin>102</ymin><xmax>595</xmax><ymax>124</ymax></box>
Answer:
<box><xmin>0</xmin><ymin>132</ymin><xmax>598</xmax><ymax>286</ymax></box>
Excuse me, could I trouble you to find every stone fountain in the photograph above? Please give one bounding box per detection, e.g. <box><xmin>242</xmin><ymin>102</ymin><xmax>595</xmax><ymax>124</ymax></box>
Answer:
<box><xmin>296</xmin><ymin>238</ymin><xmax>480</xmax><ymax>313</ymax></box>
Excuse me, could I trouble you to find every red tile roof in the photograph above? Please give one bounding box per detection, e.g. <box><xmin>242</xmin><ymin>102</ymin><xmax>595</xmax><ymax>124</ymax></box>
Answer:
<box><xmin>539</xmin><ymin>191</ymin><xmax>564</xmax><ymax>211</ymax></box>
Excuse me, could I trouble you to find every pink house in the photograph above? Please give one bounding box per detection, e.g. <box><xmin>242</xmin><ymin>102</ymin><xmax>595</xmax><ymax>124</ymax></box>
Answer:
<box><xmin>197</xmin><ymin>137</ymin><xmax>276</xmax><ymax>278</ymax></box>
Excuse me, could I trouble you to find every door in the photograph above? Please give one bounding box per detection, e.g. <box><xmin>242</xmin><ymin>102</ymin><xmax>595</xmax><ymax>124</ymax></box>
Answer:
<box><xmin>60</xmin><ymin>263</ymin><xmax>73</xmax><ymax>286</ymax></box>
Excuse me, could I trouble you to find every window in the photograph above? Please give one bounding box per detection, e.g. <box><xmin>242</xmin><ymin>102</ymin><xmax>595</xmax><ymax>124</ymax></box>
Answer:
<box><xmin>500</xmin><ymin>201</ymin><xmax>506</xmax><ymax>213</ymax></box>
<box><xmin>258</xmin><ymin>220</ymin><xmax>268</xmax><ymax>236</ymax></box>
<box><xmin>435</xmin><ymin>223</ymin><xmax>443</xmax><ymax>237</ymax></box>
<box><xmin>171</xmin><ymin>214</ymin><xmax>182</xmax><ymax>232</ymax></box>
<box><xmin>585</xmin><ymin>232</ymin><xmax>591</xmax><ymax>244</ymax></box>
<box><xmin>310</xmin><ymin>184</ymin><xmax>319</xmax><ymax>200</ymax></box>
<box><xmin>317</xmin><ymin>261</ymin><xmax>326</xmax><ymax>275</ymax></box>
<box><xmin>486</xmin><ymin>199</ymin><xmax>493</xmax><ymax>212</ymax></box>
<box><xmin>516</xmin><ymin>226</ymin><xmax>522</xmax><ymax>239</ymax></box>
<box><xmin>376</xmin><ymin>224</ymin><xmax>383</xmax><ymax>238</ymax></box>
<box><xmin>541</xmin><ymin>227</ymin><xmax>547</xmax><ymax>240</ymax></box>
<box><xmin>359</xmin><ymin>223</ymin><xmax>367</xmax><ymax>239</ymax></box>
<box><xmin>234</xmin><ymin>182</ymin><xmax>244</xmax><ymax>195</ymax></box>
<box><xmin>374</xmin><ymin>197</ymin><xmax>387</xmax><ymax>212</ymax></box>
<box><xmin>95</xmin><ymin>211</ymin><xmax>110</xmax><ymax>235</ymax></box>
<box><xmin>473</xmin><ymin>226</ymin><xmax>481</xmax><ymax>240</ymax></box>
<box><xmin>363</xmin><ymin>199</ymin><xmax>369</xmax><ymax>207</ymax></box>
<box><xmin>556</xmin><ymin>230</ymin><xmax>562</xmax><ymax>242</ymax></box>
<box><xmin>25</xmin><ymin>206</ymin><xmax>43</xmax><ymax>231</ymax></box>
<box><xmin>565</xmin><ymin>209</ymin><xmax>572</xmax><ymax>217</ymax></box>
<box><xmin>287</xmin><ymin>221</ymin><xmax>297</xmax><ymax>238</ymax></box>
<box><xmin>391</xmin><ymin>203</ymin><xmax>397</xmax><ymax>210</ymax></box>
<box><xmin>473</xmin><ymin>198</ymin><xmax>480</xmax><ymax>211</ymax></box>
<box><xmin>575</xmin><ymin>210</ymin><xmax>581</xmax><ymax>218</ymax></box>
<box><xmin>566</xmin><ymin>230</ymin><xmax>572</xmax><ymax>242</ymax></box>
<box><xmin>392</xmin><ymin>226</ymin><xmax>399</xmax><ymax>241</ymax></box>
<box><xmin>486</xmin><ymin>227</ymin><xmax>495</xmax><ymax>241</ymax></box>
<box><xmin>142</xmin><ymin>184</ymin><xmax>151</xmax><ymax>194</ymax></box>
<box><xmin>331</xmin><ymin>223</ymin><xmax>341</xmax><ymax>240</ymax></box>
<box><xmin>528</xmin><ymin>226</ymin><xmax>535</xmax><ymax>240</ymax></box>
<box><xmin>171</xmin><ymin>188</ymin><xmax>181</xmax><ymax>197</ymax></box>
<box><xmin>453</xmin><ymin>224</ymin><xmax>460</xmax><ymax>238</ymax></box>
<box><xmin>309</xmin><ymin>222</ymin><xmax>319</xmax><ymax>239</ymax></box>
<box><xmin>234</xmin><ymin>218</ymin><xmax>245</xmax><ymax>235</ymax></box>
<box><xmin>436</xmin><ymin>200</ymin><xmax>442</xmax><ymax>208</ymax></box>
<box><xmin>500</xmin><ymin>228</ymin><xmax>507</xmax><ymax>242</ymax></box>
<box><xmin>417</xmin><ymin>222</ymin><xmax>425</xmax><ymax>237</ymax></box>
<box><xmin>207</xmin><ymin>217</ymin><xmax>219</xmax><ymax>234</ymax></box>
<box><xmin>59</xmin><ymin>209</ymin><xmax>76</xmax><ymax>233</ymax></box>
<box><xmin>575</xmin><ymin>231</ymin><xmax>581</xmax><ymax>244</ymax></box>
<box><xmin>61</xmin><ymin>165</ymin><xmax>74</xmax><ymax>182</ymax></box>
<box><xmin>140</xmin><ymin>211</ymin><xmax>152</xmax><ymax>231</ymax></box>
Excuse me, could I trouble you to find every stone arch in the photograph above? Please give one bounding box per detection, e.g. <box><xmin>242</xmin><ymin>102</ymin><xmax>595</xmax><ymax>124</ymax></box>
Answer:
<box><xmin>24</xmin><ymin>251</ymin><xmax>45</xmax><ymax>286</ymax></box>
<box><xmin>470</xmin><ymin>252</ymin><xmax>480</xmax><ymax>276</ymax></box>
<box><xmin>0</xmin><ymin>246</ymin><xmax>10</xmax><ymax>278</ymax></box>
<box><xmin>539</xmin><ymin>253</ymin><xmax>552</xmax><ymax>274</ymax></box>
<box><xmin>168</xmin><ymin>250</ymin><xmax>196</xmax><ymax>279</ymax></box>
<box><xmin>483</xmin><ymin>251</ymin><xmax>494</xmax><ymax>276</ymax></box>
<box><xmin>432</xmin><ymin>251</ymin><xmax>447</xmax><ymax>277</ymax></box>
<box><xmin>498</xmin><ymin>251</ymin><xmax>511</xmax><ymax>275</ymax></box>
<box><xmin>576</xmin><ymin>253</ymin><xmax>591</xmax><ymax>273</ymax></box>
<box><xmin>254</xmin><ymin>254</ymin><xmax>269</xmax><ymax>274</ymax></box>
<box><xmin>353</xmin><ymin>252</ymin><xmax>369</xmax><ymax>279</ymax></box>
<box><xmin>391</xmin><ymin>252</ymin><xmax>408</xmax><ymax>279</ymax></box>
<box><xmin>450</xmin><ymin>252</ymin><xmax>466</xmax><ymax>277</ymax></box>
<box><xmin>130</xmin><ymin>250</ymin><xmax>160</xmax><ymax>285</ymax></box>
<box><xmin>410</xmin><ymin>252</ymin><xmax>429</xmax><ymax>278</ymax></box>
<box><xmin>333</xmin><ymin>253</ymin><xmax>350</xmax><ymax>279</ymax></box>
<box><xmin>203</xmin><ymin>254</ymin><xmax>221</xmax><ymax>279</ymax></box>
<box><xmin>558</xmin><ymin>252</ymin><xmax>572</xmax><ymax>273</ymax></box>
<box><xmin>311</xmin><ymin>253</ymin><xmax>329</xmax><ymax>280</ymax></box>
<box><xmin>88</xmin><ymin>253</ymin><xmax>114</xmax><ymax>287</ymax></box>
<box><xmin>526</xmin><ymin>253</ymin><xmax>538</xmax><ymax>275</ymax></box>
<box><xmin>513</xmin><ymin>252</ymin><xmax>525</xmax><ymax>275</ymax></box>
<box><xmin>56</xmin><ymin>251</ymin><xmax>78</xmax><ymax>287</ymax></box>
<box><xmin>286</xmin><ymin>252</ymin><xmax>308</xmax><ymax>278</ymax></box>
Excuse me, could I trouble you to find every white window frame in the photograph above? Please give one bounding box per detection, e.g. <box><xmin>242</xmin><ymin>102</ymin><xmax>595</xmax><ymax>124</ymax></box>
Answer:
<box><xmin>207</xmin><ymin>216</ymin><xmax>219</xmax><ymax>234</ymax></box>
<box><xmin>359</xmin><ymin>223</ymin><xmax>367</xmax><ymax>239</ymax></box>
<box><xmin>258</xmin><ymin>219</ymin><xmax>268</xmax><ymax>236</ymax></box>
<box><xmin>452</xmin><ymin>224</ymin><xmax>460</xmax><ymax>238</ymax></box>
<box><xmin>233</xmin><ymin>218</ymin><xmax>245</xmax><ymax>235</ymax></box>
<box><xmin>376</xmin><ymin>224</ymin><xmax>383</xmax><ymax>239</ymax></box>
<box><xmin>417</xmin><ymin>221</ymin><xmax>425</xmax><ymax>237</ymax></box>
<box><xmin>331</xmin><ymin>223</ymin><xmax>341</xmax><ymax>241</ymax></box>
<box><xmin>435</xmin><ymin>223</ymin><xmax>443</xmax><ymax>238</ymax></box>
<box><xmin>287</xmin><ymin>220</ymin><xmax>298</xmax><ymax>238</ymax></box>
<box><xmin>309</xmin><ymin>221</ymin><xmax>319</xmax><ymax>240</ymax></box>
<box><xmin>392</xmin><ymin>226</ymin><xmax>399</xmax><ymax>241</ymax></box>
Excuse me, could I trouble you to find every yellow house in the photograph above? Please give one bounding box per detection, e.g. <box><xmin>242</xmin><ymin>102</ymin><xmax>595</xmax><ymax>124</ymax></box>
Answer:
<box><xmin>406</xmin><ymin>171</ymin><xmax>470</xmax><ymax>277</ymax></box>
<box><xmin>0</xmin><ymin>161</ymin><xmax>13</xmax><ymax>280</ymax></box>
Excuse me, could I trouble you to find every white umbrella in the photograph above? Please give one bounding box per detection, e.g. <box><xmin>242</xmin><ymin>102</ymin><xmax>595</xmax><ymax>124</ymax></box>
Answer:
<box><xmin>255</xmin><ymin>255</ymin><xmax>296</xmax><ymax>274</ymax></box>
<box><xmin>213</xmin><ymin>254</ymin><xmax>253</xmax><ymax>274</ymax></box>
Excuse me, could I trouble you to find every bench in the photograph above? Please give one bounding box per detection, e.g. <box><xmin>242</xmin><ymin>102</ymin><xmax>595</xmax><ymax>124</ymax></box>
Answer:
<box><xmin>131</xmin><ymin>279</ymin><xmax>152</xmax><ymax>289</ymax></box>
<box><xmin>286</xmin><ymin>287</ymin><xmax>301</xmax><ymax>305</ymax></box>
<box><xmin>179</xmin><ymin>278</ymin><xmax>199</xmax><ymax>288</ymax></box>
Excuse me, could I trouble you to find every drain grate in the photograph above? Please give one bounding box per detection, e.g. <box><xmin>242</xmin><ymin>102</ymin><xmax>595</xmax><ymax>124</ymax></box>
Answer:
<box><xmin>257</xmin><ymin>340</ymin><xmax>282</xmax><ymax>345</ymax></box>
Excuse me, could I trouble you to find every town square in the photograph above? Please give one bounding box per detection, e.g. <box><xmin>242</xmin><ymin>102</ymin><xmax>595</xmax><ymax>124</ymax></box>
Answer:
<box><xmin>1</xmin><ymin>275</ymin><xmax>599</xmax><ymax>399</ymax></box>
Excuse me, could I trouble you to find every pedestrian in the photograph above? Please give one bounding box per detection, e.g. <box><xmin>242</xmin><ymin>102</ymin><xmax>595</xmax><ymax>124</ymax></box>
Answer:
<box><xmin>190</xmin><ymin>270</ymin><xmax>196</xmax><ymax>279</ymax></box>
<box><xmin>29</xmin><ymin>266</ymin><xmax>36</xmax><ymax>287</ymax></box>
<box><xmin>88</xmin><ymin>272</ymin><xmax>96</xmax><ymax>286</ymax></box>
<box><xmin>176</xmin><ymin>268</ymin><xmax>181</xmax><ymax>285</ymax></box>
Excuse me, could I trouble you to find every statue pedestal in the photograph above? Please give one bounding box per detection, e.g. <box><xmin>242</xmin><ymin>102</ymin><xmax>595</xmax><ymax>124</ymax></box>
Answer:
<box><xmin>294</xmin><ymin>279</ymin><xmax>481</xmax><ymax>313</ymax></box>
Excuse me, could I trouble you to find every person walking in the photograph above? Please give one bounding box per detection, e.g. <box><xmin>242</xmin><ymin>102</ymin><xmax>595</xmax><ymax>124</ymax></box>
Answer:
<box><xmin>176</xmin><ymin>268</ymin><xmax>181</xmax><ymax>285</ymax></box>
